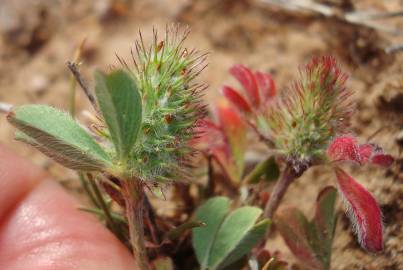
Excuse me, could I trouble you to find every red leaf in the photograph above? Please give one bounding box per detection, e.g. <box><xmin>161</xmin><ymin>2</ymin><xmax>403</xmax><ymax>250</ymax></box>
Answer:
<box><xmin>359</xmin><ymin>143</ymin><xmax>394</xmax><ymax>167</ymax></box>
<box><xmin>335</xmin><ymin>168</ymin><xmax>383</xmax><ymax>252</ymax></box>
<box><xmin>191</xmin><ymin>101</ymin><xmax>248</xmax><ymax>184</ymax></box>
<box><xmin>215</xmin><ymin>100</ymin><xmax>247</xmax><ymax>182</ymax></box>
<box><xmin>255</xmin><ymin>71</ymin><xmax>276</xmax><ymax>102</ymax></box>
<box><xmin>358</xmin><ymin>144</ymin><xmax>373</xmax><ymax>163</ymax></box>
<box><xmin>230</xmin><ymin>64</ymin><xmax>260</xmax><ymax>106</ymax></box>
<box><xmin>328</xmin><ymin>137</ymin><xmax>394</xmax><ymax>168</ymax></box>
<box><xmin>217</xmin><ymin>100</ymin><xmax>245</xmax><ymax>135</ymax></box>
<box><xmin>327</xmin><ymin>136</ymin><xmax>361</xmax><ymax>164</ymax></box>
<box><xmin>222</xmin><ymin>86</ymin><xmax>252</xmax><ymax>113</ymax></box>
<box><xmin>371</xmin><ymin>154</ymin><xmax>394</xmax><ymax>167</ymax></box>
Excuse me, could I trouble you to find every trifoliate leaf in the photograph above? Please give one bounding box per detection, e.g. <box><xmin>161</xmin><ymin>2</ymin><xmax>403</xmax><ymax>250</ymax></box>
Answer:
<box><xmin>95</xmin><ymin>70</ymin><xmax>142</xmax><ymax>161</ymax></box>
<box><xmin>7</xmin><ymin>105</ymin><xmax>111</xmax><ymax>171</ymax></box>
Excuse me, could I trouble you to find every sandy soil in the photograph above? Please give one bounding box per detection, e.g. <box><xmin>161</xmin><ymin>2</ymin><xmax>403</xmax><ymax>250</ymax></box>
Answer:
<box><xmin>0</xmin><ymin>0</ymin><xmax>402</xmax><ymax>269</ymax></box>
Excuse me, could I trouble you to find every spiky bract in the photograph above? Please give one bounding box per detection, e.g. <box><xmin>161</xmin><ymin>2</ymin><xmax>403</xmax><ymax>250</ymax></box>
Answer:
<box><xmin>118</xmin><ymin>26</ymin><xmax>207</xmax><ymax>182</ymax></box>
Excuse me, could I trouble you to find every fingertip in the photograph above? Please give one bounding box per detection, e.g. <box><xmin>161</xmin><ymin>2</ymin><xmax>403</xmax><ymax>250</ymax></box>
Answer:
<box><xmin>0</xmin><ymin>179</ymin><xmax>136</xmax><ymax>270</ymax></box>
<box><xmin>0</xmin><ymin>144</ymin><xmax>136</xmax><ymax>269</ymax></box>
<box><xmin>0</xmin><ymin>144</ymin><xmax>46</xmax><ymax>221</ymax></box>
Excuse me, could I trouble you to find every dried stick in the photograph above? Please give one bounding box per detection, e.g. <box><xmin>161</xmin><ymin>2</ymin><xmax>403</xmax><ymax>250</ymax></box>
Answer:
<box><xmin>66</xmin><ymin>61</ymin><xmax>98</xmax><ymax>110</ymax></box>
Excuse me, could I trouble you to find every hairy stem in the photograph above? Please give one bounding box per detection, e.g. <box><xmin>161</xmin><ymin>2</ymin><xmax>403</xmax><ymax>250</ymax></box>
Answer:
<box><xmin>263</xmin><ymin>165</ymin><xmax>296</xmax><ymax>219</ymax></box>
<box><xmin>123</xmin><ymin>179</ymin><xmax>149</xmax><ymax>270</ymax></box>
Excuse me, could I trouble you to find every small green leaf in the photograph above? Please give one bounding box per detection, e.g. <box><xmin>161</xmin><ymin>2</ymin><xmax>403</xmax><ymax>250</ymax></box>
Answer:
<box><xmin>215</xmin><ymin>218</ymin><xmax>270</xmax><ymax>269</ymax></box>
<box><xmin>313</xmin><ymin>186</ymin><xmax>337</xmax><ymax>270</ymax></box>
<box><xmin>276</xmin><ymin>186</ymin><xmax>338</xmax><ymax>270</ymax></box>
<box><xmin>315</xmin><ymin>186</ymin><xmax>337</xmax><ymax>239</ymax></box>
<box><xmin>276</xmin><ymin>208</ymin><xmax>321</xmax><ymax>269</ymax></box>
<box><xmin>192</xmin><ymin>197</ymin><xmax>231</xmax><ymax>269</ymax></box>
<box><xmin>8</xmin><ymin>105</ymin><xmax>111</xmax><ymax>171</ymax></box>
<box><xmin>95</xmin><ymin>70</ymin><xmax>142</xmax><ymax>160</ymax></box>
<box><xmin>244</xmin><ymin>156</ymin><xmax>279</xmax><ymax>184</ymax></box>
<box><xmin>264</xmin><ymin>157</ymin><xmax>280</xmax><ymax>182</ymax></box>
<box><xmin>192</xmin><ymin>197</ymin><xmax>269</xmax><ymax>270</ymax></box>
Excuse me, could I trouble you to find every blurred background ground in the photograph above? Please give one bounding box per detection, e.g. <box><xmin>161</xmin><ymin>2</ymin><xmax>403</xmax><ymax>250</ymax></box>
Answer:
<box><xmin>0</xmin><ymin>0</ymin><xmax>402</xmax><ymax>269</ymax></box>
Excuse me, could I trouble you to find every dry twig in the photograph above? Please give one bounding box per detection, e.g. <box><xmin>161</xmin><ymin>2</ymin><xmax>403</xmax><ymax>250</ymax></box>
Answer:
<box><xmin>66</xmin><ymin>61</ymin><xmax>98</xmax><ymax>110</ymax></box>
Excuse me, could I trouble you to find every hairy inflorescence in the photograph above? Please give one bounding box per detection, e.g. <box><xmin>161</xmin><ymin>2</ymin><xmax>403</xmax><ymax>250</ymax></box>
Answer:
<box><xmin>266</xmin><ymin>56</ymin><xmax>353</xmax><ymax>168</ymax></box>
<box><xmin>203</xmin><ymin>56</ymin><xmax>394</xmax><ymax>255</ymax></box>
<box><xmin>114</xmin><ymin>26</ymin><xmax>208</xmax><ymax>182</ymax></box>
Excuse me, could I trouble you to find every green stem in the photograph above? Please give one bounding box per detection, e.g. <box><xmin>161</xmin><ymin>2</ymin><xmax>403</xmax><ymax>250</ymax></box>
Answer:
<box><xmin>79</xmin><ymin>173</ymin><xmax>99</xmax><ymax>208</ymax></box>
<box><xmin>123</xmin><ymin>179</ymin><xmax>149</xmax><ymax>270</ymax></box>
<box><xmin>88</xmin><ymin>175</ymin><xmax>119</xmax><ymax>234</ymax></box>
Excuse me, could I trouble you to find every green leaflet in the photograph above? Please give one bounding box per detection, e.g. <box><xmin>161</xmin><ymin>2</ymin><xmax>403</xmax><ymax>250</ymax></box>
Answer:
<box><xmin>192</xmin><ymin>197</ymin><xmax>270</xmax><ymax>270</ymax></box>
<box><xmin>264</xmin><ymin>156</ymin><xmax>280</xmax><ymax>182</ymax></box>
<box><xmin>192</xmin><ymin>197</ymin><xmax>231</xmax><ymax>269</ymax></box>
<box><xmin>312</xmin><ymin>186</ymin><xmax>337</xmax><ymax>270</ymax></box>
<box><xmin>8</xmin><ymin>105</ymin><xmax>111</xmax><ymax>171</ymax></box>
<box><xmin>95</xmin><ymin>70</ymin><xmax>142</xmax><ymax>161</ymax></box>
<box><xmin>275</xmin><ymin>208</ymin><xmax>321</xmax><ymax>269</ymax></box>
<box><xmin>245</xmin><ymin>156</ymin><xmax>280</xmax><ymax>184</ymax></box>
<box><xmin>215</xmin><ymin>218</ymin><xmax>269</xmax><ymax>269</ymax></box>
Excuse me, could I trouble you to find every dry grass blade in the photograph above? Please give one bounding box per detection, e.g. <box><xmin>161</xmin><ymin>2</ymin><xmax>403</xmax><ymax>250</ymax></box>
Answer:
<box><xmin>258</xmin><ymin>0</ymin><xmax>403</xmax><ymax>35</ymax></box>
